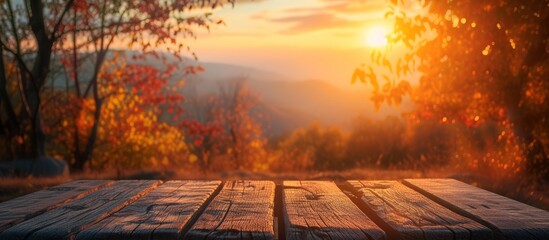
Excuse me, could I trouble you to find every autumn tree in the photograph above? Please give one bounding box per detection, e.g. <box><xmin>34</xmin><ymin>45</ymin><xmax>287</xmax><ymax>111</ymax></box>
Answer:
<box><xmin>214</xmin><ymin>79</ymin><xmax>266</xmax><ymax>170</ymax></box>
<box><xmin>346</xmin><ymin>116</ymin><xmax>408</xmax><ymax>168</ymax></box>
<box><xmin>0</xmin><ymin>0</ymin><xmax>75</xmax><ymax>160</ymax></box>
<box><xmin>45</xmin><ymin>56</ymin><xmax>189</xmax><ymax>171</ymax></box>
<box><xmin>355</xmin><ymin>0</ymin><xmax>549</xmax><ymax>180</ymax></box>
<box><xmin>400</xmin><ymin>117</ymin><xmax>456</xmax><ymax>169</ymax></box>
<box><xmin>182</xmin><ymin>89</ymin><xmax>223</xmax><ymax>172</ymax></box>
<box><xmin>1</xmin><ymin>0</ymin><xmax>233</xmax><ymax>170</ymax></box>
<box><xmin>57</xmin><ymin>0</ymin><xmax>233</xmax><ymax>171</ymax></box>
<box><xmin>275</xmin><ymin>123</ymin><xmax>347</xmax><ymax>171</ymax></box>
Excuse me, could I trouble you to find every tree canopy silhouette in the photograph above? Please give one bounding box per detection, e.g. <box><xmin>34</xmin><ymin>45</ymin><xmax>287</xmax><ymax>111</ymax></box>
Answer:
<box><xmin>0</xmin><ymin>0</ymin><xmax>233</xmax><ymax>167</ymax></box>
<box><xmin>355</xmin><ymin>0</ymin><xmax>549</xmax><ymax>180</ymax></box>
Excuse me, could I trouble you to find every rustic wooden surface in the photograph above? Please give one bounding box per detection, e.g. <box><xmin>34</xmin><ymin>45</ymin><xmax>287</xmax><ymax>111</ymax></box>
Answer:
<box><xmin>185</xmin><ymin>180</ymin><xmax>276</xmax><ymax>240</ymax></box>
<box><xmin>75</xmin><ymin>181</ymin><xmax>221</xmax><ymax>240</ymax></box>
<box><xmin>283</xmin><ymin>181</ymin><xmax>386</xmax><ymax>240</ymax></box>
<box><xmin>348</xmin><ymin>180</ymin><xmax>493</xmax><ymax>240</ymax></box>
<box><xmin>0</xmin><ymin>180</ymin><xmax>160</xmax><ymax>240</ymax></box>
<box><xmin>0</xmin><ymin>180</ymin><xmax>112</xmax><ymax>231</ymax></box>
<box><xmin>1</xmin><ymin>179</ymin><xmax>549</xmax><ymax>240</ymax></box>
<box><xmin>404</xmin><ymin>178</ymin><xmax>549</xmax><ymax>240</ymax></box>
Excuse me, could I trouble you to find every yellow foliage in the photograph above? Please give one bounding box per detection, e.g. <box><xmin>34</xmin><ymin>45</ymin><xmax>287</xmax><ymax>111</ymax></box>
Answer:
<box><xmin>93</xmin><ymin>89</ymin><xmax>189</xmax><ymax>169</ymax></box>
<box><xmin>44</xmin><ymin>57</ymin><xmax>189</xmax><ymax>170</ymax></box>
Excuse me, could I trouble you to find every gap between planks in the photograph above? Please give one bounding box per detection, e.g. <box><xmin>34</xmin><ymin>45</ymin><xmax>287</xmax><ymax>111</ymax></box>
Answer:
<box><xmin>403</xmin><ymin>178</ymin><xmax>549</xmax><ymax>240</ymax></box>
<box><xmin>3</xmin><ymin>179</ymin><xmax>547</xmax><ymax>240</ymax></box>
<box><xmin>0</xmin><ymin>180</ymin><xmax>161</xmax><ymax>240</ymax></box>
<box><xmin>75</xmin><ymin>180</ymin><xmax>223</xmax><ymax>240</ymax></box>
<box><xmin>185</xmin><ymin>180</ymin><xmax>277</xmax><ymax>240</ymax></box>
<box><xmin>283</xmin><ymin>180</ymin><xmax>386</xmax><ymax>240</ymax></box>
<box><xmin>347</xmin><ymin>180</ymin><xmax>493</xmax><ymax>240</ymax></box>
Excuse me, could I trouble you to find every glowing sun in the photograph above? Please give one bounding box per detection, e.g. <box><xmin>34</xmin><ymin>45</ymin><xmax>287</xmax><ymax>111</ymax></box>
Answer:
<box><xmin>364</xmin><ymin>26</ymin><xmax>389</xmax><ymax>47</ymax></box>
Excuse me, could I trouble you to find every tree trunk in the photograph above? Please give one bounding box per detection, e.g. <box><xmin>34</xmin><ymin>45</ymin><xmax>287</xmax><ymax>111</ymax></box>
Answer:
<box><xmin>73</xmin><ymin>97</ymin><xmax>102</xmax><ymax>172</ymax></box>
<box><xmin>27</xmin><ymin>0</ymin><xmax>53</xmax><ymax>158</ymax></box>
<box><xmin>0</xmin><ymin>47</ymin><xmax>20</xmax><ymax>160</ymax></box>
<box><xmin>71</xmin><ymin>51</ymin><xmax>106</xmax><ymax>172</ymax></box>
<box><xmin>73</xmin><ymin>152</ymin><xmax>86</xmax><ymax>172</ymax></box>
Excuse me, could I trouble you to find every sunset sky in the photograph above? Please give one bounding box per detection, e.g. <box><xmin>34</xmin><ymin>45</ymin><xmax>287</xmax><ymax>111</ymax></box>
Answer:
<box><xmin>188</xmin><ymin>0</ymin><xmax>394</xmax><ymax>88</ymax></box>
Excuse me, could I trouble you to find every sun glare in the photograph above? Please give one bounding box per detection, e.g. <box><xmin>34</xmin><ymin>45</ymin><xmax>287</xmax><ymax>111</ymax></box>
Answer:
<box><xmin>365</xmin><ymin>26</ymin><xmax>388</xmax><ymax>47</ymax></box>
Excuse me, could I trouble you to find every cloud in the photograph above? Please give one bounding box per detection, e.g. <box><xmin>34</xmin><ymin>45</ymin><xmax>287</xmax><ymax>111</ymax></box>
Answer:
<box><xmin>252</xmin><ymin>0</ymin><xmax>388</xmax><ymax>34</ymax></box>
<box><xmin>234</xmin><ymin>0</ymin><xmax>264</xmax><ymax>4</ymax></box>
<box><xmin>269</xmin><ymin>13</ymin><xmax>366</xmax><ymax>34</ymax></box>
<box><xmin>284</xmin><ymin>0</ymin><xmax>388</xmax><ymax>14</ymax></box>
<box><xmin>328</xmin><ymin>1</ymin><xmax>388</xmax><ymax>13</ymax></box>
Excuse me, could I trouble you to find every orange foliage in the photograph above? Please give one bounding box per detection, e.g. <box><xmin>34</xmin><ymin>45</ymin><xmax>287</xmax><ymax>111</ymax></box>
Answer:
<box><xmin>355</xmin><ymin>0</ymin><xmax>549</xmax><ymax>180</ymax></box>
<box><xmin>44</xmin><ymin>57</ymin><xmax>189</xmax><ymax>170</ymax></box>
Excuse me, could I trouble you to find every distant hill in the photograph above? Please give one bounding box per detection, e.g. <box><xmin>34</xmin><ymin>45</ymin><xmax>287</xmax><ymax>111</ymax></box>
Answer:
<box><xmin>128</xmin><ymin>51</ymin><xmax>408</xmax><ymax>137</ymax></box>
<box><xmin>183</xmin><ymin>68</ymin><xmax>406</xmax><ymax>137</ymax></box>
<box><xmin>50</xmin><ymin>50</ymin><xmax>408</xmax><ymax>137</ymax></box>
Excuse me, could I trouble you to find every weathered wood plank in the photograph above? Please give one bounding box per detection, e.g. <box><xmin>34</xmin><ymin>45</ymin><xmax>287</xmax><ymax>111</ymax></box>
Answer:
<box><xmin>283</xmin><ymin>181</ymin><xmax>386</xmax><ymax>240</ymax></box>
<box><xmin>404</xmin><ymin>178</ymin><xmax>549</xmax><ymax>240</ymax></box>
<box><xmin>0</xmin><ymin>180</ymin><xmax>112</xmax><ymax>232</ymax></box>
<box><xmin>75</xmin><ymin>180</ymin><xmax>221</xmax><ymax>240</ymax></box>
<box><xmin>185</xmin><ymin>180</ymin><xmax>275</xmax><ymax>240</ymax></box>
<box><xmin>349</xmin><ymin>180</ymin><xmax>493</xmax><ymax>240</ymax></box>
<box><xmin>0</xmin><ymin>180</ymin><xmax>160</xmax><ymax>240</ymax></box>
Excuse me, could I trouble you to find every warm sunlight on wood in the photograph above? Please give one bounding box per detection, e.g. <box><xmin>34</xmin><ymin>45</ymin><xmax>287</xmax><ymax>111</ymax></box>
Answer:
<box><xmin>364</xmin><ymin>26</ymin><xmax>388</xmax><ymax>47</ymax></box>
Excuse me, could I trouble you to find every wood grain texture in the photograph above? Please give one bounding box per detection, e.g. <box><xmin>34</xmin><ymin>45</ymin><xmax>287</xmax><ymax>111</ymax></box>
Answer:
<box><xmin>404</xmin><ymin>178</ymin><xmax>549</xmax><ymax>240</ymax></box>
<box><xmin>0</xmin><ymin>180</ymin><xmax>160</xmax><ymax>240</ymax></box>
<box><xmin>185</xmin><ymin>180</ymin><xmax>275</xmax><ymax>240</ymax></box>
<box><xmin>75</xmin><ymin>181</ymin><xmax>221</xmax><ymax>240</ymax></box>
<box><xmin>283</xmin><ymin>181</ymin><xmax>386</xmax><ymax>240</ymax></box>
<box><xmin>0</xmin><ymin>180</ymin><xmax>112</xmax><ymax>232</ymax></box>
<box><xmin>349</xmin><ymin>180</ymin><xmax>493</xmax><ymax>240</ymax></box>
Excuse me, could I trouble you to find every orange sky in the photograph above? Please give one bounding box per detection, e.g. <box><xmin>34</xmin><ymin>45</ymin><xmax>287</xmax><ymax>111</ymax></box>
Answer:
<box><xmin>187</xmin><ymin>0</ymin><xmax>394</xmax><ymax>88</ymax></box>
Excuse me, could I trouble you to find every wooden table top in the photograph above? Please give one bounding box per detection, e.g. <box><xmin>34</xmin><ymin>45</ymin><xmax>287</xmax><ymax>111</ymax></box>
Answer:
<box><xmin>0</xmin><ymin>179</ymin><xmax>547</xmax><ymax>240</ymax></box>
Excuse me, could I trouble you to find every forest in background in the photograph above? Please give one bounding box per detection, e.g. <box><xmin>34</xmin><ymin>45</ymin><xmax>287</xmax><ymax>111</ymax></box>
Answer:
<box><xmin>0</xmin><ymin>0</ymin><xmax>547</xmax><ymax>203</ymax></box>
